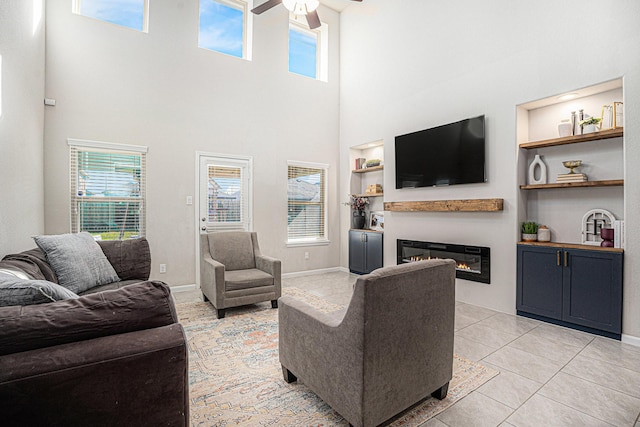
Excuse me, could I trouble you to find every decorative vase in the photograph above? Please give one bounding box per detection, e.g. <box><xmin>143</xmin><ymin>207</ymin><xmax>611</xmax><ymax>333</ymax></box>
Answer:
<box><xmin>582</xmin><ymin>124</ymin><xmax>597</xmax><ymax>134</ymax></box>
<box><xmin>528</xmin><ymin>154</ymin><xmax>547</xmax><ymax>185</ymax></box>
<box><xmin>600</xmin><ymin>227</ymin><xmax>614</xmax><ymax>247</ymax></box>
<box><xmin>522</xmin><ymin>233</ymin><xmax>538</xmax><ymax>242</ymax></box>
<box><xmin>558</xmin><ymin>119</ymin><xmax>572</xmax><ymax>137</ymax></box>
<box><xmin>537</xmin><ymin>225</ymin><xmax>551</xmax><ymax>242</ymax></box>
<box><xmin>351</xmin><ymin>210</ymin><xmax>366</xmax><ymax>229</ymax></box>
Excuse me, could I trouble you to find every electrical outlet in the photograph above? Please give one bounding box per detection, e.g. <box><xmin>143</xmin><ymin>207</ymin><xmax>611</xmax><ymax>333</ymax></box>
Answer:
<box><xmin>304</xmin><ymin>252</ymin><xmax>309</xmax><ymax>260</ymax></box>
<box><xmin>159</xmin><ymin>263</ymin><xmax>167</xmax><ymax>274</ymax></box>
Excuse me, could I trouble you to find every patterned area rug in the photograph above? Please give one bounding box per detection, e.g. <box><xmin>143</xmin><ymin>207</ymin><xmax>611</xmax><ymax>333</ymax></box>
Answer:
<box><xmin>177</xmin><ymin>288</ymin><xmax>498</xmax><ymax>426</ymax></box>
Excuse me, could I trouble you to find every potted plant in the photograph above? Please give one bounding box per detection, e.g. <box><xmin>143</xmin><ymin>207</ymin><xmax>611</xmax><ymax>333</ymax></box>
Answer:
<box><xmin>521</xmin><ymin>221</ymin><xmax>539</xmax><ymax>242</ymax></box>
<box><xmin>344</xmin><ymin>195</ymin><xmax>369</xmax><ymax>229</ymax></box>
<box><xmin>578</xmin><ymin>116</ymin><xmax>602</xmax><ymax>134</ymax></box>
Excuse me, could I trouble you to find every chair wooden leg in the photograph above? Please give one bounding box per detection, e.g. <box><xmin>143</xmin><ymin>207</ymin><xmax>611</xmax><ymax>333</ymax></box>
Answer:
<box><xmin>216</xmin><ymin>308</ymin><xmax>225</xmax><ymax>319</ymax></box>
<box><xmin>271</xmin><ymin>299</ymin><xmax>278</xmax><ymax>309</ymax></box>
<box><xmin>282</xmin><ymin>366</ymin><xmax>297</xmax><ymax>383</ymax></box>
<box><xmin>431</xmin><ymin>382</ymin><xmax>449</xmax><ymax>400</ymax></box>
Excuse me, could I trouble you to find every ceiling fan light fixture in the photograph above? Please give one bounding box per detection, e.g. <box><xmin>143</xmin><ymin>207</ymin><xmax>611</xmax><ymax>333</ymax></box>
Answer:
<box><xmin>282</xmin><ymin>0</ymin><xmax>319</xmax><ymax>15</ymax></box>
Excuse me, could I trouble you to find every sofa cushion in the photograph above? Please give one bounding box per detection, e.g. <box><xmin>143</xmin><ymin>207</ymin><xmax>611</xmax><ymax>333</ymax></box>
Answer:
<box><xmin>0</xmin><ymin>273</ymin><xmax>79</xmax><ymax>307</ymax></box>
<box><xmin>225</xmin><ymin>268</ymin><xmax>274</xmax><ymax>291</ymax></box>
<box><xmin>97</xmin><ymin>238</ymin><xmax>151</xmax><ymax>281</ymax></box>
<box><xmin>33</xmin><ymin>232</ymin><xmax>120</xmax><ymax>294</ymax></box>
<box><xmin>0</xmin><ymin>281</ymin><xmax>177</xmax><ymax>356</ymax></box>
<box><xmin>0</xmin><ymin>248</ymin><xmax>58</xmax><ymax>283</ymax></box>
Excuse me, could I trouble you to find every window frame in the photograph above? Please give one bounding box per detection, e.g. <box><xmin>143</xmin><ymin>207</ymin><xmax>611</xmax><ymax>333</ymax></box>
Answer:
<box><xmin>72</xmin><ymin>0</ymin><xmax>150</xmax><ymax>33</ymax></box>
<box><xmin>288</xmin><ymin>16</ymin><xmax>328</xmax><ymax>82</ymax></box>
<box><xmin>286</xmin><ymin>160</ymin><xmax>329</xmax><ymax>247</ymax></box>
<box><xmin>68</xmin><ymin>138</ymin><xmax>148</xmax><ymax>240</ymax></box>
<box><xmin>198</xmin><ymin>0</ymin><xmax>254</xmax><ymax>60</ymax></box>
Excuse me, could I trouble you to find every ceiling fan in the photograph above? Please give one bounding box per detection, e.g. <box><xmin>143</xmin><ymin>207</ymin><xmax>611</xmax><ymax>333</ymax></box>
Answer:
<box><xmin>252</xmin><ymin>0</ymin><xmax>362</xmax><ymax>30</ymax></box>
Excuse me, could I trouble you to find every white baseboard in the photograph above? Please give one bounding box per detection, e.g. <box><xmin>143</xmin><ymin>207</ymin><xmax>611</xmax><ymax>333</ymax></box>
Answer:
<box><xmin>283</xmin><ymin>266</ymin><xmax>349</xmax><ymax>278</ymax></box>
<box><xmin>170</xmin><ymin>283</ymin><xmax>198</xmax><ymax>293</ymax></box>
<box><xmin>621</xmin><ymin>334</ymin><xmax>640</xmax><ymax>348</ymax></box>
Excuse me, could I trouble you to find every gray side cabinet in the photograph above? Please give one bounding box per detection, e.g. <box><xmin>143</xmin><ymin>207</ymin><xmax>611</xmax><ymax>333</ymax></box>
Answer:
<box><xmin>349</xmin><ymin>230</ymin><xmax>383</xmax><ymax>274</ymax></box>
<box><xmin>517</xmin><ymin>244</ymin><xmax>623</xmax><ymax>338</ymax></box>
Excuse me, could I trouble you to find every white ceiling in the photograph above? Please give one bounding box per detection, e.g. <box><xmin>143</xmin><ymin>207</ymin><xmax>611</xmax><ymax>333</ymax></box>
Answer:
<box><xmin>320</xmin><ymin>0</ymin><xmax>356</xmax><ymax>12</ymax></box>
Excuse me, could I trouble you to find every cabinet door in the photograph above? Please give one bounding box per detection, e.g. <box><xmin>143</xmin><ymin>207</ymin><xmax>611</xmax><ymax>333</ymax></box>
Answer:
<box><xmin>364</xmin><ymin>232</ymin><xmax>383</xmax><ymax>273</ymax></box>
<box><xmin>517</xmin><ymin>245</ymin><xmax>563</xmax><ymax>320</ymax></box>
<box><xmin>349</xmin><ymin>230</ymin><xmax>366</xmax><ymax>274</ymax></box>
<box><xmin>563</xmin><ymin>250</ymin><xmax>623</xmax><ymax>334</ymax></box>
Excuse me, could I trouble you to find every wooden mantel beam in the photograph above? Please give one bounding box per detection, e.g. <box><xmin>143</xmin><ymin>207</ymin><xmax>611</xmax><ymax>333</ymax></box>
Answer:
<box><xmin>384</xmin><ymin>198</ymin><xmax>504</xmax><ymax>212</ymax></box>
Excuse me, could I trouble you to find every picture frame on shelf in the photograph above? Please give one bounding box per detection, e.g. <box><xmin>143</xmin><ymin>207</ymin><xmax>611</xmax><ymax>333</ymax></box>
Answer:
<box><xmin>368</xmin><ymin>211</ymin><xmax>384</xmax><ymax>231</ymax></box>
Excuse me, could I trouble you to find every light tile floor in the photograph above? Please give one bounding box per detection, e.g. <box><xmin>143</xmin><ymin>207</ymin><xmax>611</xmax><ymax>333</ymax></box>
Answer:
<box><xmin>174</xmin><ymin>271</ymin><xmax>640</xmax><ymax>427</ymax></box>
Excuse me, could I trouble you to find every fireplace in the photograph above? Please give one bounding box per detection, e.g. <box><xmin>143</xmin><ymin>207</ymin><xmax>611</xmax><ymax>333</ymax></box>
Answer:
<box><xmin>397</xmin><ymin>239</ymin><xmax>490</xmax><ymax>284</ymax></box>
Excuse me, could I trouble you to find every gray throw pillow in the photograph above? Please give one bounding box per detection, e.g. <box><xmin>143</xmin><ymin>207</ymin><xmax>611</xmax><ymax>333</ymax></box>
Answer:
<box><xmin>0</xmin><ymin>273</ymin><xmax>79</xmax><ymax>307</ymax></box>
<box><xmin>33</xmin><ymin>232</ymin><xmax>120</xmax><ymax>294</ymax></box>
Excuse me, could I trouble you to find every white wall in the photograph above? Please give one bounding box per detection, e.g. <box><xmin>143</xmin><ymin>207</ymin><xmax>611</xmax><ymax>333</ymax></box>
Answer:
<box><xmin>44</xmin><ymin>0</ymin><xmax>342</xmax><ymax>284</ymax></box>
<box><xmin>339</xmin><ymin>0</ymin><xmax>640</xmax><ymax>339</ymax></box>
<box><xmin>0</xmin><ymin>0</ymin><xmax>46</xmax><ymax>256</ymax></box>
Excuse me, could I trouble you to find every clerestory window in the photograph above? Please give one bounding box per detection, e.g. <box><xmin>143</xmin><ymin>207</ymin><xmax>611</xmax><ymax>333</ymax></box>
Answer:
<box><xmin>288</xmin><ymin>18</ymin><xmax>327</xmax><ymax>81</ymax></box>
<box><xmin>72</xmin><ymin>0</ymin><xmax>149</xmax><ymax>32</ymax></box>
<box><xmin>199</xmin><ymin>0</ymin><xmax>253</xmax><ymax>60</ymax></box>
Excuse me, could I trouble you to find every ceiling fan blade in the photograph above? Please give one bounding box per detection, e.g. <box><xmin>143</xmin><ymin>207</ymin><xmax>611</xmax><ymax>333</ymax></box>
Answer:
<box><xmin>251</xmin><ymin>0</ymin><xmax>282</xmax><ymax>15</ymax></box>
<box><xmin>350</xmin><ymin>0</ymin><xmax>363</xmax><ymax>2</ymax></box>
<box><xmin>306</xmin><ymin>10</ymin><xmax>321</xmax><ymax>29</ymax></box>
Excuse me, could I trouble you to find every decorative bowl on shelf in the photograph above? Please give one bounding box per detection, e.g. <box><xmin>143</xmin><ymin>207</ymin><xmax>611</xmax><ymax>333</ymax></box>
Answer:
<box><xmin>562</xmin><ymin>160</ymin><xmax>582</xmax><ymax>174</ymax></box>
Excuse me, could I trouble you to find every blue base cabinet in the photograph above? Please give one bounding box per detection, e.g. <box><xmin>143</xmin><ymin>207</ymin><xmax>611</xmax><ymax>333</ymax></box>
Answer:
<box><xmin>349</xmin><ymin>230</ymin><xmax>383</xmax><ymax>274</ymax></box>
<box><xmin>517</xmin><ymin>243</ymin><xmax>623</xmax><ymax>339</ymax></box>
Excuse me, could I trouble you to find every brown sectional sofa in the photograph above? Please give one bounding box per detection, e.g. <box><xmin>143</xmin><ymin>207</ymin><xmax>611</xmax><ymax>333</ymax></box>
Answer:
<box><xmin>0</xmin><ymin>238</ymin><xmax>189</xmax><ymax>426</ymax></box>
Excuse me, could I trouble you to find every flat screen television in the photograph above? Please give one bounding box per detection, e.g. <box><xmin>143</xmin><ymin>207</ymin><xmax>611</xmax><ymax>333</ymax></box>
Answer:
<box><xmin>395</xmin><ymin>115</ymin><xmax>486</xmax><ymax>189</ymax></box>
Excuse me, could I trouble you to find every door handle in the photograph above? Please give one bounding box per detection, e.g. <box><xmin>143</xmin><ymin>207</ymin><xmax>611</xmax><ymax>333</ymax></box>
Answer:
<box><xmin>557</xmin><ymin>251</ymin><xmax>561</xmax><ymax>266</ymax></box>
<box><xmin>201</xmin><ymin>226</ymin><xmax>206</xmax><ymax>231</ymax></box>
<box><xmin>564</xmin><ymin>251</ymin><xmax>568</xmax><ymax>267</ymax></box>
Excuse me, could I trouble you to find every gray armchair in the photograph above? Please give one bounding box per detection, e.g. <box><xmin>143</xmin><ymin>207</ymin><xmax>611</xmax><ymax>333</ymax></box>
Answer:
<box><xmin>279</xmin><ymin>259</ymin><xmax>455</xmax><ymax>427</ymax></box>
<box><xmin>200</xmin><ymin>231</ymin><xmax>281</xmax><ymax>319</ymax></box>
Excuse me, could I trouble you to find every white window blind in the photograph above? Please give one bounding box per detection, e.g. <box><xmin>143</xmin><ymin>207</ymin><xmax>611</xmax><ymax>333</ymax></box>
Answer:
<box><xmin>208</xmin><ymin>165</ymin><xmax>243</xmax><ymax>226</ymax></box>
<box><xmin>287</xmin><ymin>161</ymin><xmax>328</xmax><ymax>243</ymax></box>
<box><xmin>69</xmin><ymin>140</ymin><xmax>147</xmax><ymax>240</ymax></box>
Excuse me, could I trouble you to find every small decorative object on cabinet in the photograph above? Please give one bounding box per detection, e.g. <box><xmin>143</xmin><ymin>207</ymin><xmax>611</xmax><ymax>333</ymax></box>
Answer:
<box><xmin>352</xmin><ymin>210</ymin><xmax>366</xmax><ymax>229</ymax></box>
<box><xmin>528</xmin><ymin>154</ymin><xmax>547</xmax><ymax>185</ymax></box>
<box><xmin>521</xmin><ymin>221</ymin><xmax>539</xmax><ymax>242</ymax></box>
<box><xmin>349</xmin><ymin>230</ymin><xmax>383</xmax><ymax>274</ymax></box>
<box><xmin>581</xmin><ymin>208</ymin><xmax>615</xmax><ymax>246</ymax></box>
<box><xmin>368</xmin><ymin>211</ymin><xmax>384</xmax><ymax>231</ymax></box>
<box><xmin>517</xmin><ymin>243</ymin><xmax>623</xmax><ymax>339</ymax></box>
<box><xmin>600</xmin><ymin>228</ymin><xmax>614</xmax><ymax>247</ymax></box>
<box><xmin>562</xmin><ymin>159</ymin><xmax>582</xmax><ymax>174</ymax></box>
<box><xmin>537</xmin><ymin>225</ymin><xmax>551</xmax><ymax>242</ymax></box>
<box><xmin>558</xmin><ymin>119</ymin><xmax>572</xmax><ymax>137</ymax></box>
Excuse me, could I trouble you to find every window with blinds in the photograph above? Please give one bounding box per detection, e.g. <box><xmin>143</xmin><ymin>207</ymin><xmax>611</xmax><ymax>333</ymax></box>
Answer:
<box><xmin>207</xmin><ymin>165</ymin><xmax>243</xmax><ymax>225</ymax></box>
<box><xmin>287</xmin><ymin>161</ymin><xmax>328</xmax><ymax>244</ymax></box>
<box><xmin>69</xmin><ymin>140</ymin><xmax>147</xmax><ymax>240</ymax></box>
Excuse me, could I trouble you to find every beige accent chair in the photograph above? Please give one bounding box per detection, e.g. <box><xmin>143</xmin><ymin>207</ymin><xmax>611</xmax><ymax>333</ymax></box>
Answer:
<box><xmin>200</xmin><ymin>231</ymin><xmax>281</xmax><ymax>319</ymax></box>
<box><xmin>279</xmin><ymin>259</ymin><xmax>455</xmax><ymax>427</ymax></box>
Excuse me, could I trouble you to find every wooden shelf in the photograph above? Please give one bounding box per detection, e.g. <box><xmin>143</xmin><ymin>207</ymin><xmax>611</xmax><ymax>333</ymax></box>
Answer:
<box><xmin>518</xmin><ymin>241</ymin><xmax>623</xmax><ymax>253</ymax></box>
<box><xmin>519</xmin><ymin>127</ymin><xmax>623</xmax><ymax>149</ymax></box>
<box><xmin>352</xmin><ymin>193</ymin><xmax>383</xmax><ymax>198</ymax></box>
<box><xmin>520</xmin><ymin>179</ymin><xmax>623</xmax><ymax>190</ymax></box>
<box><xmin>384</xmin><ymin>198</ymin><xmax>504</xmax><ymax>212</ymax></box>
<box><xmin>352</xmin><ymin>165</ymin><xmax>383</xmax><ymax>173</ymax></box>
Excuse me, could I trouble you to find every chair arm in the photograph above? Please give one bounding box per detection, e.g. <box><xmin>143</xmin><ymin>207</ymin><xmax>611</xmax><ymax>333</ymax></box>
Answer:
<box><xmin>255</xmin><ymin>255</ymin><xmax>281</xmax><ymax>285</ymax></box>
<box><xmin>200</xmin><ymin>253</ymin><xmax>225</xmax><ymax>304</ymax></box>
<box><xmin>278</xmin><ymin>295</ymin><xmax>363</xmax><ymax>409</ymax></box>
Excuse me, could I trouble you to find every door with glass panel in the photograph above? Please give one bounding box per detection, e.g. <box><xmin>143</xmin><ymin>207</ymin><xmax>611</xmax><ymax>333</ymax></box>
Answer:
<box><xmin>198</xmin><ymin>154</ymin><xmax>252</xmax><ymax>234</ymax></box>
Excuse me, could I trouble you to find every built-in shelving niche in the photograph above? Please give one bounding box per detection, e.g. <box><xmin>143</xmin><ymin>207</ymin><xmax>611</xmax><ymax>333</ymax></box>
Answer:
<box><xmin>516</xmin><ymin>78</ymin><xmax>624</xmax><ymax>246</ymax></box>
